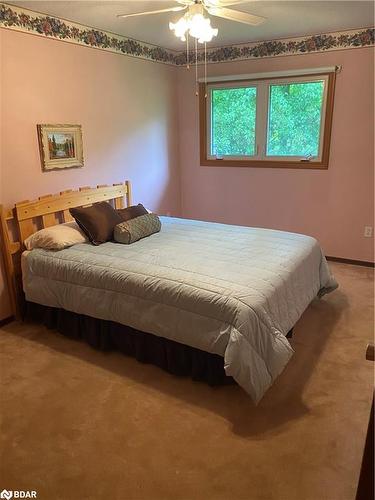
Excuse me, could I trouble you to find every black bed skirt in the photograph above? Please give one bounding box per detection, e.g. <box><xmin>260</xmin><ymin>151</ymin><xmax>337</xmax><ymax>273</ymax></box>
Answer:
<box><xmin>26</xmin><ymin>302</ymin><xmax>234</xmax><ymax>386</ymax></box>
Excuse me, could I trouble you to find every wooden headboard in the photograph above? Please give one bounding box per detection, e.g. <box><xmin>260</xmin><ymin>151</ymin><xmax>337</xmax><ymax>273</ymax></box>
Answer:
<box><xmin>0</xmin><ymin>181</ymin><xmax>132</xmax><ymax>319</ymax></box>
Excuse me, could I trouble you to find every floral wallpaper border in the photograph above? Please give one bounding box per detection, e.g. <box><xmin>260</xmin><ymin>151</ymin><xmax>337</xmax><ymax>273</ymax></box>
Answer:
<box><xmin>1</xmin><ymin>2</ymin><xmax>374</xmax><ymax>66</ymax></box>
<box><xmin>0</xmin><ymin>2</ymin><xmax>178</xmax><ymax>64</ymax></box>
<box><xmin>175</xmin><ymin>26</ymin><xmax>375</xmax><ymax>65</ymax></box>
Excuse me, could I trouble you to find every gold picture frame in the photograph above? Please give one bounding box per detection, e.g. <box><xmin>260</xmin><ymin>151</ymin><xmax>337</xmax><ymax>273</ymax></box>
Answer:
<box><xmin>37</xmin><ymin>124</ymin><xmax>84</xmax><ymax>172</ymax></box>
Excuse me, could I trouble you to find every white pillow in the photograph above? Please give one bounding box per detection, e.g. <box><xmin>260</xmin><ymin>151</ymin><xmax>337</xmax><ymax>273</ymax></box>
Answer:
<box><xmin>24</xmin><ymin>221</ymin><xmax>88</xmax><ymax>250</ymax></box>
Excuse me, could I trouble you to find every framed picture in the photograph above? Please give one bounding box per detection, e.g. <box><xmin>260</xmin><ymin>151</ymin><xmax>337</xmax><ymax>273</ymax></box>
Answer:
<box><xmin>37</xmin><ymin>124</ymin><xmax>84</xmax><ymax>172</ymax></box>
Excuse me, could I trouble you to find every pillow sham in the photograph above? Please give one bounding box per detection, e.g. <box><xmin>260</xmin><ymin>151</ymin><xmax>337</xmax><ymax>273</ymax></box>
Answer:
<box><xmin>117</xmin><ymin>203</ymin><xmax>148</xmax><ymax>222</ymax></box>
<box><xmin>24</xmin><ymin>221</ymin><xmax>88</xmax><ymax>250</ymax></box>
<box><xmin>70</xmin><ymin>202</ymin><xmax>122</xmax><ymax>245</ymax></box>
<box><xmin>114</xmin><ymin>213</ymin><xmax>161</xmax><ymax>245</ymax></box>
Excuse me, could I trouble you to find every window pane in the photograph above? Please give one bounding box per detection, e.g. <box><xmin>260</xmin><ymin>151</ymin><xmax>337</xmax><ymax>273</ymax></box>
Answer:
<box><xmin>211</xmin><ymin>87</ymin><xmax>257</xmax><ymax>156</ymax></box>
<box><xmin>266</xmin><ymin>81</ymin><xmax>325</xmax><ymax>157</ymax></box>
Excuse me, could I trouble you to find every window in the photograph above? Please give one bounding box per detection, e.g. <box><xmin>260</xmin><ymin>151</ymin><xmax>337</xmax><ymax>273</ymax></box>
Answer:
<box><xmin>211</xmin><ymin>86</ymin><xmax>257</xmax><ymax>157</ymax></box>
<box><xmin>200</xmin><ymin>72</ymin><xmax>336</xmax><ymax>169</ymax></box>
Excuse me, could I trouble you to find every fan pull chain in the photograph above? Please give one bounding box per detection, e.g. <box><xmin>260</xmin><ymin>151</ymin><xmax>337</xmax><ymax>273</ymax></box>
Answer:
<box><xmin>186</xmin><ymin>31</ymin><xmax>190</xmax><ymax>70</ymax></box>
<box><xmin>204</xmin><ymin>42</ymin><xmax>207</xmax><ymax>99</ymax></box>
<box><xmin>195</xmin><ymin>37</ymin><xmax>198</xmax><ymax>96</ymax></box>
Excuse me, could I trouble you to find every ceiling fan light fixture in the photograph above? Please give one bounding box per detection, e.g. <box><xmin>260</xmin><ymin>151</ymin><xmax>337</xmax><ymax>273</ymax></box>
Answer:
<box><xmin>169</xmin><ymin>5</ymin><xmax>218</xmax><ymax>44</ymax></box>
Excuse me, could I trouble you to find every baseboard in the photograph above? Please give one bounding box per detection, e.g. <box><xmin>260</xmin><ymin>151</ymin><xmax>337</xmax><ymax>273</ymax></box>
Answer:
<box><xmin>0</xmin><ymin>315</ymin><xmax>15</xmax><ymax>327</ymax></box>
<box><xmin>326</xmin><ymin>256</ymin><xmax>375</xmax><ymax>268</ymax></box>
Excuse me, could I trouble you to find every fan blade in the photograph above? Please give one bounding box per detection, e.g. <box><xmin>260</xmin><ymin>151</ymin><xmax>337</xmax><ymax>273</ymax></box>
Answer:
<box><xmin>206</xmin><ymin>6</ymin><xmax>266</xmax><ymax>25</ymax></box>
<box><xmin>117</xmin><ymin>6</ymin><xmax>186</xmax><ymax>19</ymax></box>
<box><xmin>204</xmin><ymin>0</ymin><xmax>254</xmax><ymax>6</ymax></box>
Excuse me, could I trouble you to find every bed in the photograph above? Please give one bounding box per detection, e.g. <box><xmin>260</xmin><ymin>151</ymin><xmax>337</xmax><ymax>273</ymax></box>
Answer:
<box><xmin>1</xmin><ymin>181</ymin><xmax>338</xmax><ymax>403</ymax></box>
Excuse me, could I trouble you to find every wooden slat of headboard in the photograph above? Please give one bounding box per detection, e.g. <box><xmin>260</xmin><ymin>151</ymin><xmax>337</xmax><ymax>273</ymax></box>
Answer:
<box><xmin>126</xmin><ymin>180</ymin><xmax>132</xmax><ymax>206</ymax></box>
<box><xmin>16</xmin><ymin>199</ymin><xmax>35</xmax><ymax>242</ymax></box>
<box><xmin>60</xmin><ymin>190</ymin><xmax>74</xmax><ymax>222</ymax></box>
<box><xmin>15</xmin><ymin>184</ymin><xmax>128</xmax><ymax>222</ymax></box>
<box><xmin>113</xmin><ymin>183</ymin><xmax>125</xmax><ymax>209</ymax></box>
<box><xmin>18</xmin><ymin>219</ymin><xmax>35</xmax><ymax>243</ymax></box>
<box><xmin>39</xmin><ymin>195</ymin><xmax>58</xmax><ymax>228</ymax></box>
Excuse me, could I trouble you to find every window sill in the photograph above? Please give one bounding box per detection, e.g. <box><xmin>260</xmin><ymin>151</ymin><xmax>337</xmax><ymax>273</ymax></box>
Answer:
<box><xmin>200</xmin><ymin>159</ymin><xmax>329</xmax><ymax>170</ymax></box>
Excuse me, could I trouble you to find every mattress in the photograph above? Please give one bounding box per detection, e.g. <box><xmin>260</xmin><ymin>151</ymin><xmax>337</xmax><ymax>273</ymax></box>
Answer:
<box><xmin>22</xmin><ymin>216</ymin><xmax>338</xmax><ymax>403</ymax></box>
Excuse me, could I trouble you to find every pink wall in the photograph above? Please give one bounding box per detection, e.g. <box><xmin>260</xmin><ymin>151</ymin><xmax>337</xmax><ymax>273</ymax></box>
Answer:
<box><xmin>1</xmin><ymin>30</ymin><xmax>181</xmax><ymax>210</ymax></box>
<box><xmin>177</xmin><ymin>47</ymin><xmax>374</xmax><ymax>262</ymax></box>
<box><xmin>0</xmin><ymin>29</ymin><xmax>181</xmax><ymax>319</ymax></box>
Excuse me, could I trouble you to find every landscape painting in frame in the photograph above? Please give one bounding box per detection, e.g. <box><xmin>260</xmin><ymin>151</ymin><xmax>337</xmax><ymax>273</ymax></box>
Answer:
<box><xmin>37</xmin><ymin>124</ymin><xmax>84</xmax><ymax>172</ymax></box>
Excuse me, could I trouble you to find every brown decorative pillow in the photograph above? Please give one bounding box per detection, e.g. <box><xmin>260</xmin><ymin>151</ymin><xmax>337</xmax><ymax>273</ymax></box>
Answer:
<box><xmin>70</xmin><ymin>202</ymin><xmax>122</xmax><ymax>245</ymax></box>
<box><xmin>117</xmin><ymin>203</ymin><xmax>148</xmax><ymax>222</ymax></box>
<box><xmin>114</xmin><ymin>213</ymin><xmax>161</xmax><ymax>245</ymax></box>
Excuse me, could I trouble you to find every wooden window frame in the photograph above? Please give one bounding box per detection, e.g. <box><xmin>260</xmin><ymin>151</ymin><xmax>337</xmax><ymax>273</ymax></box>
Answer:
<box><xmin>199</xmin><ymin>72</ymin><xmax>336</xmax><ymax>170</ymax></box>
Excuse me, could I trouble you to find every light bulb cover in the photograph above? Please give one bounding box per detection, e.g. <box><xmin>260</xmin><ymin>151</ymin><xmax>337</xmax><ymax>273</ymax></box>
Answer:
<box><xmin>169</xmin><ymin>9</ymin><xmax>218</xmax><ymax>44</ymax></box>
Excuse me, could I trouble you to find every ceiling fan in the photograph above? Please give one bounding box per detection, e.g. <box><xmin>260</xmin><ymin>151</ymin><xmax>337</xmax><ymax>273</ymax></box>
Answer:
<box><xmin>117</xmin><ymin>0</ymin><xmax>266</xmax><ymax>44</ymax></box>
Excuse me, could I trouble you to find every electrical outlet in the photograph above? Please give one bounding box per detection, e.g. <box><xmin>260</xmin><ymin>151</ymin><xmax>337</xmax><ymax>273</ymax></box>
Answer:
<box><xmin>364</xmin><ymin>226</ymin><xmax>373</xmax><ymax>238</ymax></box>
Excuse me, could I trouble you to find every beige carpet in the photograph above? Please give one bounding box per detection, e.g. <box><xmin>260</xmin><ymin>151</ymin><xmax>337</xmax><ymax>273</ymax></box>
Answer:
<box><xmin>0</xmin><ymin>262</ymin><xmax>373</xmax><ymax>500</ymax></box>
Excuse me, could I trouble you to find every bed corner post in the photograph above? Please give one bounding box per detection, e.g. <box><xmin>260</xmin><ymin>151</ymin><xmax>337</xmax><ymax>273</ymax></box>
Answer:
<box><xmin>0</xmin><ymin>204</ymin><xmax>22</xmax><ymax>319</ymax></box>
<box><xmin>125</xmin><ymin>180</ymin><xmax>132</xmax><ymax>207</ymax></box>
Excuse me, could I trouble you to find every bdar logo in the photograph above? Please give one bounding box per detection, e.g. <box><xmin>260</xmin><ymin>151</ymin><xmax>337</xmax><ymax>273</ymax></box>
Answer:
<box><xmin>0</xmin><ymin>491</ymin><xmax>13</xmax><ymax>500</ymax></box>
<box><xmin>0</xmin><ymin>492</ymin><xmax>35</xmax><ymax>499</ymax></box>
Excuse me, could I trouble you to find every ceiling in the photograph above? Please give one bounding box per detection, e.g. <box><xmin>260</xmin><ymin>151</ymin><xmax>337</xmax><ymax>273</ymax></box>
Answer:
<box><xmin>11</xmin><ymin>1</ymin><xmax>375</xmax><ymax>51</ymax></box>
